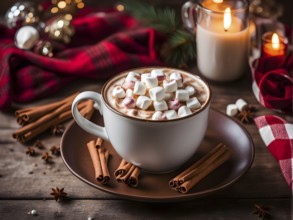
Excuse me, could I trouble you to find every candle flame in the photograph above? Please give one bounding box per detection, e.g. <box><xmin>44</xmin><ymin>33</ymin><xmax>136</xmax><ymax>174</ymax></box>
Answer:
<box><xmin>272</xmin><ymin>33</ymin><xmax>280</xmax><ymax>49</ymax></box>
<box><xmin>213</xmin><ymin>0</ymin><xmax>223</xmax><ymax>3</ymax></box>
<box><xmin>224</xmin><ymin>8</ymin><xmax>231</xmax><ymax>31</ymax></box>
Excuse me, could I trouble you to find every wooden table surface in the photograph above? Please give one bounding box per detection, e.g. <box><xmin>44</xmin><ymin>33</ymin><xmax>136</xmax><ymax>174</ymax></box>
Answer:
<box><xmin>0</xmin><ymin>65</ymin><xmax>292</xmax><ymax>219</ymax></box>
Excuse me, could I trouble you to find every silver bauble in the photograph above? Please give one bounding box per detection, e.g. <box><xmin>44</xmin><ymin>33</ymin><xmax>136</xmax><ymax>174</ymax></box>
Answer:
<box><xmin>5</xmin><ymin>1</ymin><xmax>42</xmax><ymax>29</ymax></box>
<box><xmin>15</xmin><ymin>26</ymin><xmax>39</xmax><ymax>50</ymax></box>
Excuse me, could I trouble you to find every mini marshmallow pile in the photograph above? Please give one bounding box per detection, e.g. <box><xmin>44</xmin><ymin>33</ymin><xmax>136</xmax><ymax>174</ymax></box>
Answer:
<box><xmin>226</xmin><ymin>99</ymin><xmax>248</xmax><ymax>116</ymax></box>
<box><xmin>112</xmin><ymin>70</ymin><xmax>203</xmax><ymax>120</ymax></box>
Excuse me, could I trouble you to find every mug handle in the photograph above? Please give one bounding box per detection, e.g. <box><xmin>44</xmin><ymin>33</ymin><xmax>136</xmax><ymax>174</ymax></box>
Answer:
<box><xmin>181</xmin><ymin>0</ymin><xmax>197</xmax><ymax>33</ymax></box>
<box><xmin>72</xmin><ymin>91</ymin><xmax>109</xmax><ymax>141</ymax></box>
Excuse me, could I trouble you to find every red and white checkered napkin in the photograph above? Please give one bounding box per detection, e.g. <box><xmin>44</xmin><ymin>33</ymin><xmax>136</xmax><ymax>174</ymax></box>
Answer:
<box><xmin>254</xmin><ymin>115</ymin><xmax>293</xmax><ymax>193</ymax></box>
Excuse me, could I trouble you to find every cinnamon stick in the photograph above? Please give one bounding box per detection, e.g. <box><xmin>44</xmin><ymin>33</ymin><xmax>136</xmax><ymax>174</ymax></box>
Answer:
<box><xmin>128</xmin><ymin>167</ymin><xmax>140</xmax><ymax>187</ymax></box>
<box><xmin>15</xmin><ymin>93</ymin><xmax>78</xmax><ymax>125</ymax></box>
<box><xmin>117</xmin><ymin>165</ymin><xmax>135</xmax><ymax>183</ymax></box>
<box><xmin>116</xmin><ymin>163</ymin><xmax>132</xmax><ymax>178</ymax></box>
<box><xmin>114</xmin><ymin>159</ymin><xmax>127</xmax><ymax>177</ymax></box>
<box><xmin>95</xmin><ymin>137</ymin><xmax>103</xmax><ymax>148</ymax></box>
<box><xmin>169</xmin><ymin>143</ymin><xmax>231</xmax><ymax>193</ymax></box>
<box><xmin>13</xmin><ymin>100</ymin><xmax>92</xmax><ymax>143</ymax></box>
<box><xmin>178</xmin><ymin>144</ymin><xmax>228</xmax><ymax>184</ymax></box>
<box><xmin>169</xmin><ymin>143</ymin><xmax>225</xmax><ymax>187</ymax></box>
<box><xmin>13</xmin><ymin>96</ymin><xmax>74</xmax><ymax>137</ymax></box>
<box><xmin>87</xmin><ymin>138</ymin><xmax>111</xmax><ymax>184</ymax></box>
<box><xmin>98</xmin><ymin>148</ymin><xmax>111</xmax><ymax>184</ymax></box>
<box><xmin>18</xmin><ymin>110</ymin><xmax>73</xmax><ymax>143</ymax></box>
<box><xmin>79</xmin><ymin>100</ymin><xmax>94</xmax><ymax>120</ymax></box>
<box><xmin>87</xmin><ymin>140</ymin><xmax>103</xmax><ymax>182</ymax></box>
<box><xmin>178</xmin><ymin>149</ymin><xmax>231</xmax><ymax>193</ymax></box>
<box><xmin>114</xmin><ymin>159</ymin><xmax>140</xmax><ymax>187</ymax></box>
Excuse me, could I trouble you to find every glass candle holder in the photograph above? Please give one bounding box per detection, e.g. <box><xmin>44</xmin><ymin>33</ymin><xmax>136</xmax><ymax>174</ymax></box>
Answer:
<box><xmin>182</xmin><ymin>0</ymin><xmax>249</xmax><ymax>82</ymax></box>
<box><xmin>261</xmin><ymin>32</ymin><xmax>288</xmax><ymax>57</ymax></box>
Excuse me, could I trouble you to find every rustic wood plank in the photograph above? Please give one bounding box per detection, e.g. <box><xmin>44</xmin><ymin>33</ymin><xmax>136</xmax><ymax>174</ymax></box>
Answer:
<box><xmin>0</xmin><ymin>198</ymin><xmax>291</xmax><ymax>220</ymax></box>
<box><xmin>0</xmin><ymin>135</ymin><xmax>291</xmax><ymax>199</ymax></box>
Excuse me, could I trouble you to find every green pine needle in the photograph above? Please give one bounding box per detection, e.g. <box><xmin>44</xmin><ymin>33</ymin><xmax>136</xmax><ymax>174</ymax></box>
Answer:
<box><xmin>120</xmin><ymin>0</ymin><xmax>196</xmax><ymax>67</ymax></box>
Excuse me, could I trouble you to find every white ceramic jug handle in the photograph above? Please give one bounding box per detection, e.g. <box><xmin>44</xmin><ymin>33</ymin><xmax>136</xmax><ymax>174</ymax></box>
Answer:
<box><xmin>72</xmin><ymin>91</ymin><xmax>109</xmax><ymax>141</ymax></box>
<box><xmin>181</xmin><ymin>0</ymin><xmax>197</xmax><ymax>33</ymax></box>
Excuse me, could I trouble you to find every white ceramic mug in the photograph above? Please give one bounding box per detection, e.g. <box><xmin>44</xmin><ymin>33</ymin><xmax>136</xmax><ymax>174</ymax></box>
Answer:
<box><xmin>72</xmin><ymin>68</ymin><xmax>211</xmax><ymax>173</ymax></box>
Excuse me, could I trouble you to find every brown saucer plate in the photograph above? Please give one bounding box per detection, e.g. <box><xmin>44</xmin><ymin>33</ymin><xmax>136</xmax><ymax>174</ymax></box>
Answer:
<box><xmin>61</xmin><ymin>108</ymin><xmax>254</xmax><ymax>202</ymax></box>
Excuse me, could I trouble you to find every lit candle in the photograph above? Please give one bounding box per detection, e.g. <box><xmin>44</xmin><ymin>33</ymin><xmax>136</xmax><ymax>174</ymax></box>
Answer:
<box><xmin>262</xmin><ymin>32</ymin><xmax>287</xmax><ymax>57</ymax></box>
<box><xmin>223</xmin><ymin>8</ymin><xmax>231</xmax><ymax>32</ymax></box>
<box><xmin>196</xmin><ymin>2</ymin><xmax>249</xmax><ymax>81</ymax></box>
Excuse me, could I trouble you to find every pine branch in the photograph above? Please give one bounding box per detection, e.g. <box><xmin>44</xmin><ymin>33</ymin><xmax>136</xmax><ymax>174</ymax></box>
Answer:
<box><xmin>164</xmin><ymin>30</ymin><xmax>196</xmax><ymax>67</ymax></box>
<box><xmin>120</xmin><ymin>0</ymin><xmax>196</xmax><ymax>67</ymax></box>
<box><xmin>121</xmin><ymin>0</ymin><xmax>179</xmax><ymax>33</ymax></box>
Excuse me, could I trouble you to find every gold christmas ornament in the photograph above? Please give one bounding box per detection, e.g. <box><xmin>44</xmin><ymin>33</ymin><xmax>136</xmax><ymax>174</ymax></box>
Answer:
<box><xmin>34</xmin><ymin>40</ymin><xmax>53</xmax><ymax>57</ymax></box>
<box><xmin>49</xmin><ymin>0</ymin><xmax>85</xmax><ymax>16</ymax></box>
<box><xmin>44</xmin><ymin>15</ymin><xmax>74</xmax><ymax>44</ymax></box>
<box><xmin>5</xmin><ymin>1</ymin><xmax>43</xmax><ymax>29</ymax></box>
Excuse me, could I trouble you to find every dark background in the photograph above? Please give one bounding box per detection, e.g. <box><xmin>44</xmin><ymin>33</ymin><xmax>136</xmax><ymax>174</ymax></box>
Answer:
<box><xmin>0</xmin><ymin>0</ymin><xmax>292</xmax><ymax>26</ymax></box>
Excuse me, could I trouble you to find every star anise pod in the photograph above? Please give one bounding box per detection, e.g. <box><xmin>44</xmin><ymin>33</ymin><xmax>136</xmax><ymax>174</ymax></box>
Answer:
<box><xmin>50</xmin><ymin>145</ymin><xmax>60</xmax><ymax>156</ymax></box>
<box><xmin>51</xmin><ymin>125</ymin><xmax>65</xmax><ymax>136</ymax></box>
<box><xmin>42</xmin><ymin>152</ymin><xmax>53</xmax><ymax>163</ymax></box>
<box><xmin>34</xmin><ymin>140</ymin><xmax>44</xmax><ymax>149</ymax></box>
<box><xmin>253</xmin><ymin>204</ymin><xmax>271</xmax><ymax>219</ymax></box>
<box><xmin>26</xmin><ymin>147</ymin><xmax>36</xmax><ymax>156</ymax></box>
<box><xmin>50</xmin><ymin>187</ymin><xmax>67</xmax><ymax>202</ymax></box>
<box><xmin>237</xmin><ymin>109</ymin><xmax>253</xmax><ymax>124</ymax></box>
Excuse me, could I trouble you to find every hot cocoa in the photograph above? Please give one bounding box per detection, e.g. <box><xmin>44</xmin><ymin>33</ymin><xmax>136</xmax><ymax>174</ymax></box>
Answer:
<box><xmin>105</xmin><ymin>67</ymin><xmax>210</xmax><ymax>120</ymax></box>
<box><xmin>72</xmin><ymin>67</ymin><xmax>211</xmax><ymax>172</ymax></box>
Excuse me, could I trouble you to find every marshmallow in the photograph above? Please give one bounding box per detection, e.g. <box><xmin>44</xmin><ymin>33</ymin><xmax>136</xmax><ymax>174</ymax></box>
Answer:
<box><xmin>163</xmin><ymin>80</ymin><xmax>177</xmax><ymax>93</ymax></box>
<box><xmin>170</xmin><ymin>72</ymin><xmax>183</xmax><ymax>88</ymax></box>
<box><xmin>235</xmin><ymin>98</ymin><xmax>248</xmax><ymax>111</ymax></box>
<box><xmin>125</xmin><ymin>71</ymin><xmax>140</xmax><ymax>82</ymax></box>
<box><xmin>144</xmin><ymin>76</ymin><xmax>158</xmax><ymax>89</ymax></box>
<box><xmin>226</xmin><ymin>104</ymin><xmax>238</xmax><ymax>117</ymax></box>
<box><xmin>122</xmin><ymin>97</ymin><xmax>136</xmax><ymax>109</ymax></box>
<box><xmin>15</xmin><ymin>26</ymin><xmax>39</xmax><ymax>50</ymax></box>
<box><xmin>151</xmin><ymin>69</ymin><xmax>165</xmax><ymax>81</ymax></box>
<box><xmin>125</xmin><ymin>89</ymin><xmax>133</xmax><ymax>97</ymax></box>
<box><xmin>164</xmin><ymin>92</ymin><xmax>173</xmax><ymax>101</ymax></box>
<box><xmin>152</xmin><ymin>111</ymin><xmax>166</xmax><ymax>120</ymax></box>
<box><xmin>141</xmin><ymin>73</ymin><xmax>151</xmax><ymax>83</ymax></box>
<box><xmin>153</xmin><ymin>100</ymin><xmax>168</xmax><ymax>111</ymax></box>
<box><xmin>136</xmin><ymin>96</ymin><xmax>152</xmax><ymax>110</ymax></box>
<box><xmin>164</xmin><ymin>110</ymin><xmax>178</xmax><ymax>120</ymax></box>
<box><xmin>133</xmin><ymin>81</ymin><xmax>146</xmax><ymax>95</ymax></box>
<box><xmin>112</xmin><ymin>86</ymin><xmax>126</xmax><ymax>98</ymax></box>
<box><xmin>185</xmin><ymin>86</ymin><xmax>196</xmax><ymax>96</ymax></box>
<box><xmin>149</xmin><ymin>86</ymin><xmax>165</xmax><ymax>101</ymax></box>
<box><xmin>178</xmin><ymin>106</ymin><xmax>192</xmax><ymax>117</ymax></box>
<box><xmin>186</xmin><ymin>97</ymin><xmax>201</xmax><ymax>110</ymax></box>
<box><xmin>175</xmin><ymin>90</ymin><xmax>189</xmax><ymax>101</ymax></box>
<box><xmin>168</xmin><ymin>99</ymin><xmax>181</xmax><ymax>110</ymax></box>
<box><xmin>198</xmin><ymin>93</ymin><xmax>208</xmax><ymax>103</ymax></box>
<box><xmin>122</xmin><ymin>81</ymin><xmax>135</xmax><ymax>90</ymax></box>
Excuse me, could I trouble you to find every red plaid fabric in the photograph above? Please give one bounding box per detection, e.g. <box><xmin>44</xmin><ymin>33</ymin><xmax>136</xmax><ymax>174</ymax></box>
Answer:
<box><xmin>251</xmin><ymin>53</ymin><xmax>293</xmax><ymax>115</ymax></box>
<box><xmin>254</xmin><ymin>115</ymin><xmax>293</xmax><ymax>193</ymax></box>
<box><xmin>0</xmin><ymin>10</ymin><xmax>163</xmax><ymax>111</ymax></box>
<box><xmin>250</xmin><ymin>18</ymin><xmax>293</xmax><ymax>115</ymax></box>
